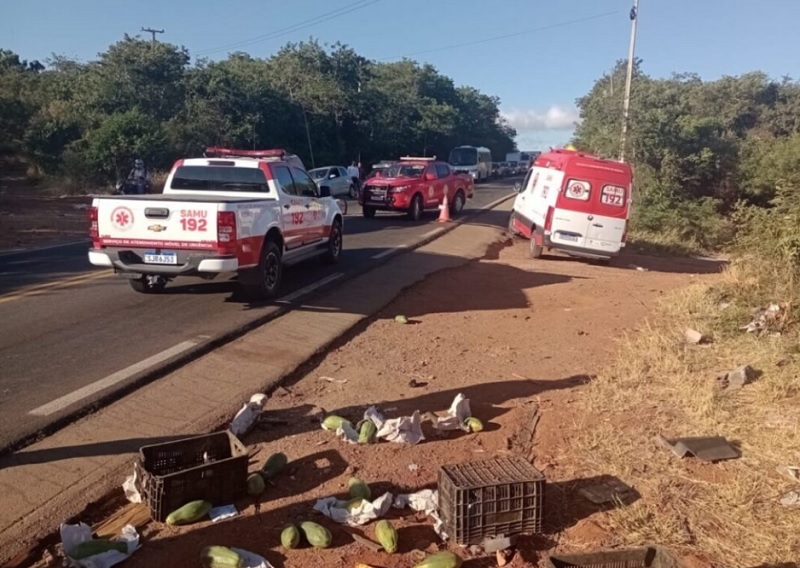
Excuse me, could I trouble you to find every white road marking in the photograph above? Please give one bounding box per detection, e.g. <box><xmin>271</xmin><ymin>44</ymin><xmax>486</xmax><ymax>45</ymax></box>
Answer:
<box><xmin>28</xmin><ymin>337</ymin><xmax>206</xmax><ymax>416</ymax></box>
<box><xmin>0</xmin><ymin>239</ymin><xmax>90</xmax><ymax>258</ymax></box>
<box><xmin>276</xmin><ymin>272</ymin><xmax>344</xmax><ymax>304</ymax></box>
<box><xmin>371</xmin><ymin>246</ymin><xmax>407</xmax><ymax>260</ymax></box>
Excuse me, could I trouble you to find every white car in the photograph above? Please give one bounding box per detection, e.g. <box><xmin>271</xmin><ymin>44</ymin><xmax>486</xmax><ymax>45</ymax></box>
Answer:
<box><xmin>88</xmin><ymin>147</ymin><xmax>344</xmax><ymax>299</ymax></box>
<box><xmin>309</xmin><ymin>166</ymin><xmax>357</xmax><ymax>198</ymax></box>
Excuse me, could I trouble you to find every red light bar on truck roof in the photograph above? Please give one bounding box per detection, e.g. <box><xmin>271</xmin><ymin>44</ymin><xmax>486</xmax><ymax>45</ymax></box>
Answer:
<box><xmin>399</xmin><ymin>155</ymin><xmax>436</xmax><ymax>161</ymax></box>
<box><xmin>204</xmin><ymin>147</ymin><xmax>286</xmax><ymax>159</ymax></box>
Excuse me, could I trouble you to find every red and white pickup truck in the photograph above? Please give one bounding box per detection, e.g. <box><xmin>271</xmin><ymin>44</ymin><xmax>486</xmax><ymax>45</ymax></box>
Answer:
<box><xmin>88</xmin><ymin>148</ymin><xmax>344</xmax><ymax>299</ymax></box>
<box><xmin>358</xmin><ymin>157</ymin><xmax>474</xmax><ymax>221</ymax></box>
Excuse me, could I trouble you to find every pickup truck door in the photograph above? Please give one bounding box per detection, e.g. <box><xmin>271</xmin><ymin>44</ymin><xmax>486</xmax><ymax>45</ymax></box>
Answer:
<box><xmin>436</xmin><ymin>163</ymin><xmax>453</xmax><ymax>203</ymax></box>
<box><xmin>291</xmin><ymin>167</ymin><xmax>327</xmax><ymax>245</ymax></box>
<box><xmin>423</xmin><ymin>165</ymin><xmax>441</xmax><ymax>208</ymax></box>
<box><xmin>272</xmin><ymin>165</ymin><xmax>310</xmax><ymax>250</ymax></box>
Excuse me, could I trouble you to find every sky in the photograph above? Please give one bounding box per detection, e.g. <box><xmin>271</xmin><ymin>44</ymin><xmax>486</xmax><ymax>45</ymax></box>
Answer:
<box><xmin>2</xmin><ymin>0</ymin><xmax>799</xmax><ymax>153</ymax></box>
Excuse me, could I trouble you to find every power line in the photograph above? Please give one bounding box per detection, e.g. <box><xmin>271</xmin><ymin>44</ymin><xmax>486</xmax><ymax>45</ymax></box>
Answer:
<box><xmin>377</xmin><ymin>11</ymin><xmax>619</xmax><ymax>62</ymax></box>
<box><xmin>194</xmin><ymin>0</ymin><xmax>381</xmax><ymax>57</ymax></box>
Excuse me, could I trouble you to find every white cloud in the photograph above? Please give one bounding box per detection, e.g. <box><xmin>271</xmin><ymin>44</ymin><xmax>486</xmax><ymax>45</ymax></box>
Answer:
<box><xmin>501</xmin><ymin>104</ymin><xmax>581</xmax><ymax>132</ymax></box>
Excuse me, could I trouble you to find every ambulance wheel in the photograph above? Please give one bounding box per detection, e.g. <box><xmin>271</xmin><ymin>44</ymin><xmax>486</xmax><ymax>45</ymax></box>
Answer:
<box><xmin>507</xmin><ymin>213</ymin><xmax>520</xmax><ymax>238</ymax></box>
<box><xmin>244</xmin><ymin>239</ymin><xmax>283</xmax><ymax>300</ymax></box>
<box><xmin>129</xmin><ymin>275</ymin><xmax>167</xmax><ymax>294</ymax></box>
<box><xmin>529</xmin><ymin>238</ymin><xmax>544</xmax><ymax>259</ymax></box>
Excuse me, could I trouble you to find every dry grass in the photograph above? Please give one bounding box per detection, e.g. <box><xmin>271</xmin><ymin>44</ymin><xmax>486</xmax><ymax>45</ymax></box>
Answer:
<box><xmin>627</xmin><ymin>228</ymin><xmax>709</xmax><ymax>257</ymax></box>
<box><xmin>571</xmin><ymin>267</ymin><xmax>800</xmax><ymax>566</ymax></box>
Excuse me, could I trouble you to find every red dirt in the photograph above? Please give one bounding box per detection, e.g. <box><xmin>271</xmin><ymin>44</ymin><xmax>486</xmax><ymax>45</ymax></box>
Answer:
<box><xmin>118</xmin><ymin>240</ymin><xmax>721</xmax><ymax>568</ymax></box>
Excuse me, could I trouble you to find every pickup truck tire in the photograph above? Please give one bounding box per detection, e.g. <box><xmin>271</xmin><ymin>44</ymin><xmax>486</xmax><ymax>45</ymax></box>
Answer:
<box><xmin>362</xmin><ymin>206</ymin><xmax>376</xmax><ymax>219</ymax></box>
<box><xmin>450</xmin><ymin>190</ymin><xmax>466</xmax><ymax>215</ymax></box>
<box><xmin>244</xmin><ymin>240</ymin><xmax>283</xmax><ymax>300</ymax></box>
<box><xmin>407</xmin><ymin>194</ymin><xmax>423</xmax><ymax>221</ymax></box>
<box><xmin>323</xmin><ymin>219</ymin><xmax>343</xmax><ymax>264</ymax></box>
<box><xmin>129</xmin><ymin>275</ymin><xmax>167</xmax><ymax>294</ymax></box>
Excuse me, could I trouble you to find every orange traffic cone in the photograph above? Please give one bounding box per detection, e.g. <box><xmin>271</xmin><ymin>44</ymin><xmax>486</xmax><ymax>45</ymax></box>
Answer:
<box><xmin>437</xmin><ymin>194</ymin><xmax>451</xmax><ymax>223</ymax></box>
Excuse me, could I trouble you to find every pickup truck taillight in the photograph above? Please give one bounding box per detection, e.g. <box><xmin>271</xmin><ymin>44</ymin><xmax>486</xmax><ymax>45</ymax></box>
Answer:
<box><xmin>89</xmin><ymin>206</ymin><xmax>99</xmax><ymax>247</ymax></box>
<box><xmin>217</xmin><ymin>211</ymin><xmax>237</xmax><ymax>255</ymax></box>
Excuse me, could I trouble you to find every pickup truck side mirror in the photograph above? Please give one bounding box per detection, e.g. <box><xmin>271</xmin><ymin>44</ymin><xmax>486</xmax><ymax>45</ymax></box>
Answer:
<box><xmin>514</xmin><ymin>182</ymin><xmax>522</xmax><ymax>193</ymax></box>
<box><xmin>319</xmin><ymin>184</ymin><xmax>332</xmax><ymax>198</ymax></box>
<box><xmin>425</xmin><ymin>172</ymin><xmax>436</xmax><ymax>181</ymax></box>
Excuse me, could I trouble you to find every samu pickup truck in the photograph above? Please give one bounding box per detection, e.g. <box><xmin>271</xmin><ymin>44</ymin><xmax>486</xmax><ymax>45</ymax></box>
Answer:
<box><xmin>88</xmin><ymin>147</ymin><xmax>344</xmax><ymax>299</ymax></box>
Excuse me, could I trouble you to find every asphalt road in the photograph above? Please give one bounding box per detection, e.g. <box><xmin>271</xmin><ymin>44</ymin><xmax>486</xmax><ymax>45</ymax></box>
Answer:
<box><xmin>0</xmin><ymin>179</ymin><xmax>518</xmax><ymax>450</ymax></box>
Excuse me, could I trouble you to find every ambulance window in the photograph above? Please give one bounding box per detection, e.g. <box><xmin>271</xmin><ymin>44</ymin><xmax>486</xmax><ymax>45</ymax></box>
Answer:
<box><xmin>565</xmin><ymin>179</ymin><xmax>590</xmax><ymax>201</ymax></box>
<box><xmin>522</xmin><ymin>169</ymin><xmax>535</xmax><ymax>192</ymax></box>
<box><xmin>601</xmin><ymin>185</ymin><xmax>626</xmax><ymax>206</ymax></box>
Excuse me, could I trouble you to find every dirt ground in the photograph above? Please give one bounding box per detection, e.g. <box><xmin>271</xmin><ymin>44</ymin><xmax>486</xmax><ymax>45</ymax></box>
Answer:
<box><xmin>0</xmin><ymin>181</ymin><xmax>93</xmax><ymax>250</ymax></box>
<box><xmin>114</xmin><ymin>240</ymin><xmax>720</xmax><ymax>568</ymax></box>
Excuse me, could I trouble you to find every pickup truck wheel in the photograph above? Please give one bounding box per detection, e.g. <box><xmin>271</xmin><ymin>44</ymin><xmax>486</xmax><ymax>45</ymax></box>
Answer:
<box><xmin>244</xmin><ymin>240</ymin><xmax>282</xmax><ymax>300</ymax></box>
<box><xmin>129</xmin><ymin>275</ymin><xmax>167</xmax><ymax>294</ymax></box>
<box><xmin>362</xmin><ymin>206</ymin><xmax>376</xmax><ymax>218</ymax></box>
<box><xmin>450</xmin><ymin>190</ymin><xmax>466</xmax><ymax>215</ymax></box>
<box><xmin>529</xmin><ymin>237</ymin><xmax>544</xmax><ymax>259</ymax></box>
<box><xmin>407</xmin><ymin>194</ymin><xmax>423</xmax><ymax>221</ymax></box>
<box><xmin>323</xmin><ymin>219</ymin><xmax>343</xmax><ymax>264</ymax></box>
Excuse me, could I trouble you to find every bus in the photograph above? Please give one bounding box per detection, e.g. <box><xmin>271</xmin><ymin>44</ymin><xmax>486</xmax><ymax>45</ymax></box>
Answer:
<box><xmin>448</xmin><ymin>146</ymin><xmax>492</xmax><ymax>182</ymax></box>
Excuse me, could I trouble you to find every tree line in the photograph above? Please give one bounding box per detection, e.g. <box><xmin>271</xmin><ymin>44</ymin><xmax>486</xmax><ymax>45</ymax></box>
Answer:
<box><xmin>0</xmin><ymin>37</ymin><xmax>517</xmax><ymax>185</ymax></box>
<box><xmin>573</xmin><ymin>59</ymin><xmax>800</xmax><ymax>249</ymax></box>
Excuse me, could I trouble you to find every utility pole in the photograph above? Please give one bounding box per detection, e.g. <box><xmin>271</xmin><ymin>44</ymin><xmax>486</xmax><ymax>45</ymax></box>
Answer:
<box><xmin>141</xmin><ymin>27</ymin><xmax>164</xmax><ymax>44</ymax></box>
<box><xmin>619</xmin><ymin>0</ymin><xmax>639</xmax><ymax>163</ymax></box>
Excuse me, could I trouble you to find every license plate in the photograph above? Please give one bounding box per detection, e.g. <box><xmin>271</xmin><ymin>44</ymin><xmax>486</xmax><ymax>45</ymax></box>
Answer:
<box><xmin>559</xmin><ymin>234</ymin><xmax>579</xmax><ymax>242</ymax></box>
<box><xmin>369</xmin><ymin>190</ymin><xmax>387</xmax><ymax>202</ymax></box>
<box><xmin>144</xmin><ymin>251</ymin><xmax>177</xmax><ymax>265</ymax></box>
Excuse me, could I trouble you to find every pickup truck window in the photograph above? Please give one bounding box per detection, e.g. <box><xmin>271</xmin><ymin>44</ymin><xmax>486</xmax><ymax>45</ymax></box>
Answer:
<box><xmin>171</xmin><ymin>165</ymin><xmax>269</xmax><ymax>192</ymax></box>
<box><xmin>273</xmin><ymin>165</ymin><xmax>298</xmax><ymax>195</ymax></box>
<box><xmin>435</xmin><ymin>163</ymin><xmax>450</xmax><ymax>178</ymax></box>
<box><xmin>292</xmin><ymin>168</ymin><xmax>318</xmax><ymax>197</ymax></box>
<box><xmin>384</xmin><ymin>164</ymin><xmax>425</xmax><ymax>178</ymax></box>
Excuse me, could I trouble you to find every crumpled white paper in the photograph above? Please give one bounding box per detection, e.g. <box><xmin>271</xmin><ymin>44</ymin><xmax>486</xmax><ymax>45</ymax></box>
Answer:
<box><xmin>393</xmin><ymin>489</ymin><xmax>449</xmax><ymax>540</ymax></box>
<box><xmin>230</xmin><ymin>547</ymin><xmax>275</xmax><ymax>568</ymax></box>
<box><xmin>334</xmin><ymin>406</ymin><xmax>425</xmax><ymax>445</ymax></box>
<box><xmin>314</xmin><ymin>492</ymin><xmax>394</xmax><ymax>525</ymax></box>
<box><xmin>122</xmin><ymin>466</ymin><xmax>141</xmax><ymax>504</ymax></box>
<box><xmin>230</xmin><ymin>393</ymin><xmax>268</xmax><ymax>437</ymax></box>
<box><xmin>61</xmin><ymin>523</ymin><xmax>140</xmax><ymax>568</ymax></box>
<box><xmin>432</xmin><ymin>393</ymin><xmax>471</xmax><ymax>432</ymax></box>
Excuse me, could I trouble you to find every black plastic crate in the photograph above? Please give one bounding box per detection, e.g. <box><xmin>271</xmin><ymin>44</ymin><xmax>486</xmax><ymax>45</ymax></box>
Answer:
<box><xmin>546</xmin><ymin>547</ymin><xmax>684</xmax><ymax>568</ymax></box>
<box><xmin>138</xmin><ymin>431</ymin><xmax>248</xmax><ymax>522</ymax></box>
<box><xmin>438</xmin><ymin>456</ymin><xmax>545</xmax><ymax>544</ymax></box>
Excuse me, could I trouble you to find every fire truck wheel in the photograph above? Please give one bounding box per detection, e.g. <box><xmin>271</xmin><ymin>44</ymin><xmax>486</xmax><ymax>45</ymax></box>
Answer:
<box><xmin>407</xmin><ymin>194</ymin><xmax>423</xmax><ymax>221</ymax></box>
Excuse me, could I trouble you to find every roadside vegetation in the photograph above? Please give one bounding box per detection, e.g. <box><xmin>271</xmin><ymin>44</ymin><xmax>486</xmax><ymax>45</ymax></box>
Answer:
<box><xmin>572</xmin><ymin>60</ymin><xmax>800</xmax><ymax>564</ymax></box>
<box><xmin>0</xmin><ymin>38</ymin><xmax>516</xmax><ymax>190</ymax></box>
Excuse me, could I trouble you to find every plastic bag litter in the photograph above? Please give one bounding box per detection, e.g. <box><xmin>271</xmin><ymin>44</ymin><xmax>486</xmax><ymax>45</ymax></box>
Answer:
<box><xmin>393</xmin><ymin>489</ymin><xmax>449</xmax><ymax>540</ymax></box>
<box><xmin>335</xmin><ymin>407</ymin><xmax>425</xmax><ymax>445</ymax></box>
<box><xmin>432</xmin><ymin>393</ymin><xmax>472</xmax><ymax>432</ymax></box>
<box><xmin>61</xmin><ymin>523</ymin><xmax>139</xmax><ymax>568</ymax></box>
<box><xmin>314</xmin><ymin>492</ymin><xmax>394</xmax><ymax>526</ymax></box>
<box><xmin>230</xmin><ymin>393</ymin><xmax>268</xmax><ymax>436</ymax></box>
<box><xmin>209</xmin><ymin>504</ymin><xmax>239</xmax><ymax>523</ymax></box>
<box><xmin>230</xmin><ymin>547</ymin><xmax>275</xmax><ymax>568</ymax></box>
<box><xmin>122</xmin><ymin>466</ymin><xmax>141</xmax><ymax>504</ymax></box>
